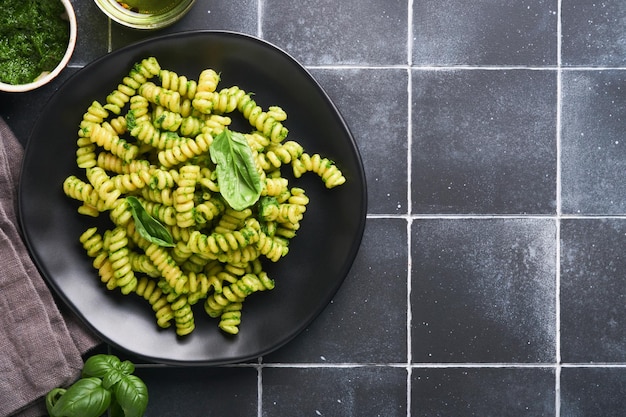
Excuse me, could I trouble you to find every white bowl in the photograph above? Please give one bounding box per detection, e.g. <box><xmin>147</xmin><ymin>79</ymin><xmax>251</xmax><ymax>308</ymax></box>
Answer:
<box><xmin>0</xmin><ymin>0</ymin><xmax>77</xmax><ymax>93</ymax></box>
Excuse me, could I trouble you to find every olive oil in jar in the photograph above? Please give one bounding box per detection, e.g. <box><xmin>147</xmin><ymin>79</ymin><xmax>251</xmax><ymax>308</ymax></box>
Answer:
<box><xmin>117</xmin><ymin>0</ymin><xmax>183</xmax><ymax>14</ymax></box>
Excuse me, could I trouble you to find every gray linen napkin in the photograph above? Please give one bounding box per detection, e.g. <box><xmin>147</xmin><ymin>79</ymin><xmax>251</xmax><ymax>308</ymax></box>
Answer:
<box><xmin>0</xmin><ymin>117</ymin><xmax>101</xmax><ymax>417</ymax></box>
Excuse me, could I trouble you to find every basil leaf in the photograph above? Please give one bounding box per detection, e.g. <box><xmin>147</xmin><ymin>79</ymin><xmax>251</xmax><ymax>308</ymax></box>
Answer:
<box><xmin>82</xmin><ymin>354</ymin><xmax>121</xmax><ymax>379</ymax></box>
<box><xmin>118</xmin><ymin>359</ymin><xmax>135</xmax><ymax>375</ymax></box>
<box><xmin>113</xmin><ymin>374</ymin><xmax>149</xmax><ymax>417</ymax></box>
<box><xmin>102</xmin><ymin>369</ymin><xmax>124</xmax><ymax>390</ymax></box>
<box><xmin>46</xmin><ymin>388</ymin><xmax>66</xmax><ymax>417</ymax></box>
<box><xmin>50</xmin><ymin>377</ymin><xmax>111</xmax><ymax>417</ymax></box>
<box><xmin>110</xmin><ymin>399</ymin><xmax>125</xmax><ymax>417</ymax></box>
<box><xmin>126</xmin><ymin>196</ymin><xmax>174</xmax><ymax>247</ymax></box>
<box><xmin>209</xmin><ymin>128</ymin><xmax>262</xmax><ymax>211</ymax></box>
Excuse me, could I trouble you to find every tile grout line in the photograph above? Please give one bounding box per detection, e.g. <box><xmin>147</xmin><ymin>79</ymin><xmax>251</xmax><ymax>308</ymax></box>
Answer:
<box><xmin>107</xmin><ymin>17</ymin><xmax>113</xmax><ymax>53</ymax></box>
<box><xmin>309</xmin><ymin>65</ymin><xmax>626</xmax><ymax>71</ymax></box>
<box><xmin>406</xmin><ymin>0</ymin><xmax>414</xmax><ymax>415</ymax></box>
<box><xmin>257</xmin><ymin>357</ymin><xmax>263</xmax><ymax>417</ymax></box>
<box><xmin>257</xmin><ymin>0</ymin><xmax>263</xmax><ymax>39</ymax></box>
<box><xmin>555</xmin><ymin>0</ymin><xmax>563</xmax><ymax>416</ymax></box>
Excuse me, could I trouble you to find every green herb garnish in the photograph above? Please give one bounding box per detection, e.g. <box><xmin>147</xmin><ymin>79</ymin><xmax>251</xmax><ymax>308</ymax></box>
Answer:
<box><xmin>46</xmin><ymin>354</ymin><xmax>148</xmax><ymax>417</ymax></box>
<box><xmin>126</xmin><ymin>196</ymin><xmax>174</xmax><ymax>247</ymax></box>
<box><xmin>209</xmin><ymin>128</ymin><xmax>263</xmax><ymax>211</ymax></box>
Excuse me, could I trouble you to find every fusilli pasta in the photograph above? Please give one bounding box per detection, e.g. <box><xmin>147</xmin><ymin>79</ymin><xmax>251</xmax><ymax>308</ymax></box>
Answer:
<box><xmin>62</xmin><ymin>56</ymin><xmax>346</xmax><ymax>336</ymax></box>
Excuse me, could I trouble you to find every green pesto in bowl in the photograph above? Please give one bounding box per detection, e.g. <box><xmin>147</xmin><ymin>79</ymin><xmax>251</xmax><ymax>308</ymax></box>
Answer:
<box><xmin>0</xmin><ymin>0</ymin><xmax>70</xmax><ymax>85</ymax></box>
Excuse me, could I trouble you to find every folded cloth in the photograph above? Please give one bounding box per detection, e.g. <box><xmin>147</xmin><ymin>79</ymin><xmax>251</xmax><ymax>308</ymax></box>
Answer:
<box><xmin>0</xmin><ymin>118</ymin><xmax>101</xmax><ymax>417</ymax></box>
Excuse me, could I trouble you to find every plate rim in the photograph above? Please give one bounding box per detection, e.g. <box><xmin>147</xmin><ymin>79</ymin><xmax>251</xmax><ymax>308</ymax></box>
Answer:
<box><xmin>18</xmin><ymin>30</ymin><xmax>368</xmax><ymax>365</ymax></box>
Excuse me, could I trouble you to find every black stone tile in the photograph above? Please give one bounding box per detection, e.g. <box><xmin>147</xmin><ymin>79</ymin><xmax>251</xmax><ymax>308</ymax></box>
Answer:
<box><xmin>110</xmin><ymin>0</ymin><xmax>258</xmax><ymax>48</ymax></box>
<box><xmin>411</xmin><ymin>219</ymin><xmax>557</xmax><ymax>363</ymax></box>
<box><xmin>134</xmin><ymin>366</ymin><xmax>258</xmax><ymax>416</ymax></box>
<box><xmin>560</xmin><ymin>219</ymin><xmax>626</xmax><ymax>363</ymax></box>
<box><xmin>265</xmin><ymin>218</ymin><xmax>407</xmax><ymax>363</ymax></box>
<box><xmin>261</xmin><ymin>0</ymin><xmax>407</xmax><ymax>66</ymax></box>
<box><xmin>310</xmin><ymin>68</ymin><xmax>408</xmax><ymax>214</ymax></box>
<box><xmin>560</xmin><ymin>70</ymin><xmax>626</xmax><ymax>215</ymax></box>
<box><xmin>562</xmin><ymin>0</ymin><xmax>626</xmax><ymax>67</ymax></box>
<box><xmin>411</xmin><ymin>367</ymin><xmax>555</xmax><ymax>416</ymax></box>
<box><xmin>413</xmin><ymin>0</ymin><xmax>558</xmax><ymax>66</ymax></box>
<box><xmin>262</xmin><ymin>366</ymin><xmax>407</xmax><ymax>417</ymax></box>
<box><xmin>561</xmin><ymin>367</ymin><xmax>626</xmax><ymax>417</ymax></box>
<box><xmin>412</xmin><ymin>69</ymin><xmax>557</xmax><ymax>214</ymax></box>
<box><xmin>72</xmin><ymin>0</ymin><xmax>109</xmax><ymax>65</ymax></box>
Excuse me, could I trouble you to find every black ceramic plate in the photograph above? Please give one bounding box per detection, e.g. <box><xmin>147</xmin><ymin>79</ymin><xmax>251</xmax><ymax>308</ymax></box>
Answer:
<box><xmin>18</xmin><ymin>31</ymin><xmax>366</xmax><ymax>365</ymax></box>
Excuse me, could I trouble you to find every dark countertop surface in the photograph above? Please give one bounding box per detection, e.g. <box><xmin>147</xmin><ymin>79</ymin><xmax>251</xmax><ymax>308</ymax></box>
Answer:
<box><xmin>3</xmin><ymin>0</ymin><xmax>626</xmax><ymax>416</ymax></box>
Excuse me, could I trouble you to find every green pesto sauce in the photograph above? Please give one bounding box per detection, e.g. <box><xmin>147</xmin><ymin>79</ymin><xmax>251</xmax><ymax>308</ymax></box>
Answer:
<box><xmin>0</xmin><ymin>0</ymin><xmax>70</xmax><ymax>85</ymax></box>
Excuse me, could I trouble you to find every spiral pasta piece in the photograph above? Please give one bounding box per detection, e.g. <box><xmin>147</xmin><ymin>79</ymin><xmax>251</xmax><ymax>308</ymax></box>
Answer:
<box><xmin>172</xmin><ymin>164</ymin><xmax>199</xmax><ymax>228</ymax></box>
<box><xmin>292</xmin><ymin>153</ymin><xmax>346</xmax><ymax>188</ymax></box>
<box><xmin>78</xmin><ymin>101</ymin><xmax>110</xmax><ymax>142</ymax></box>
<box><xmin>182</xmin><ymin>252</ymin><xmax>213</xmax><ymax>274</ymax></box>
<box><xmin>129</xmin><ymin>252</ymin><xmax>160</xmax><ymax>277</ymax></box>
<box><xmin>194</xmin><ymin>196</ymin><xmax>225</xmax><ymax>224</ymax></box>
<box><xmin>152</xmin><ymin>106</ymin><xmax>183</xmax><ymax>132</ymax></box>
<box><xmin>159</xmin><ymin>69</ymin><xmax>198</xmax><ymax>99</ymax></box>
<box><xmin>213</xmin><ymin>208</ymin><xmax>253</xmax><ymax>234</ymax></box>
<box><xmin>128</xmin><ymin>95</ymin><xmax>151</xmax><ymax>121</ymax></box>
<box><xmin>132</xmin><ymin>57</ymin><xmax>161</xmax><ymax>81</ymax></box>
<box><xmin>203</xmin><ymin>114</ymin><xmax>231</xmax><ymax>135</ymax></box>
<box><xmin>85</xmin><ymin>166</ymin><xmax>121</xmax><ymax>209</ymax></box>
<box><xmin>187</xmin><ymin>218</ymin><xmax>260</xmax><ymax>256</ymax></box>
<box><xmin>130</xmin><ymin>118</ymin><xmax>187</xmax><ymax>150</ymax></box>
<box><xmin>82</xmin><ymin>100</ymin><xmax>109</xmax><ymax>124</ymax></box>
<box><xmin>89</xmin><ymin>123</ymin><xmax>139</xmax><ymax>163</ymax></box>
<box><xmin>139</xmin><ymin>81</ymin><xmax>181</xmax><ymax>113</ymax></box>
<box><xmin>245</xmin><ymin>132</ymin><xmax>270</xmax><ymax>152</ymax></box>
<box><xmin>216</xmin><ymin>245</ymin><xmax>259</xmax><ymax>265</ymax></box>
<box><xmin>204</xmin><ymin>272</ymin><xmax>274</xmax><ymax>319</ymax></box>
<box><xmin>197</xmin><ymin>68</ymin><xmax>220</xmax><ymax>93</ymax></box>
<box><xmin>140</xmin><ymin>198</ymin><xmax>178</xmax><ymax>226</ymax></box>
<box><xmin>63</xmin><ymin>175</ymin><xmax>97</xmax><ymax>205</ymax></box>
<box><xmin>134</xmin><ymin>276</ymin><xmax>174</xmax><ymax>329</ymax></box>
<box><xmin>256</xmin><ymin>232</ymin><xmax>289</xmax><ymax>262</ymax></box>
<box><xmin>106</xmin><ymin>227</ymin><xmax>137</xmax><ymax>294</ymax></box>
<box><xmin>108</xmin><ymin>197</ymin><xmax>134</xmax><ymax>227</ymax></box>
<box><xmin>94</xmin><ymin>253</ymin><xmax>118</xmax><ymax>290</ymax></box>
<box><xmin>262</xmin><ymin>177</ymin><xmax>289</xmax><ymax>197</ymax></box>
<box><xmin>179</xmin><ymin>115</ymin><xmax>205</xmax><ymax>137</ymax></box>
<box><xmin>96</xmin><ymin>152</ymin><xmax>151</xmax><ymax>175</ymax></box>
<box><xmin>140</xmin><ymin>187</ymin><xmax>175</xmax><ymax>206</ymax></box>
<box><xmin>170</xmin><ymin>295</ymin><xmax>195</xmax><ymax>336</ymax></box>
<box><xmin>144</xmin><ymin>243</ymin><xmax>187</xmax><ymax>294</ymax></box>
<box><xmin>235</xmin><ymin>92</ymin><xmax>288</xmax><ymax>142</ymax></box>
<box><xmin>80</xmin><ymin>227</ymin><xmax>104</xmax><ymax>258</ymax></box>
<box><xmin>157</xmin><ymin>132</ymin><xmax>212</xmax><ymax>168</ymax></box>
<box><xmin>110</xmin><ymin>170</ymin><xmax>152</xmax><ymax>194</ymax></box>
<box><xmin>210</xmin><ymin>86</ymin><xmax>241</xmax><ymax>114</ymax></box>
<box><xmin>218</xmin><ymin>302</ymin><xmax>242</xmax><ymax>334</ymax></box>
<box><xmin>109</xmin><ymin>116</ymin><xmax>128</xmax><ymax>135</ymax></box>
<box><xmin>105</xmin><ymin>83</ymin><xmax>135</xmax><ymax>115</ymax></box>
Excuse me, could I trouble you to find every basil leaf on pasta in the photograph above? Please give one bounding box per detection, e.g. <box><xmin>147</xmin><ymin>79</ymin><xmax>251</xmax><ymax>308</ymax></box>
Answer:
<box><xmin>126</xmin><ymin>196</ymin><xmax>174</xmax><ymax>247</ymax></box>
<box><xmin>209</xmin><ymin>128</ymin><xmax>262</xmax><ymax>211</ymax></box>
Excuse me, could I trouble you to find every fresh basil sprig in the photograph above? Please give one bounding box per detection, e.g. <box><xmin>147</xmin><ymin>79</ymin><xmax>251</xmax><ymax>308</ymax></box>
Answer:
<box><xmin>126</xmin><ymin>196</ymin><xmax>174</xmax><ymax>247</ymax></box>
<box><xmin>209</xmin><ymin>128</ymin><xmax>262</xmax><ymax>211</ymax></box>
<box><xmin>46</xmin><ymin>354</ymin><xmax>148</xmax><ymax>417</ymax></box>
